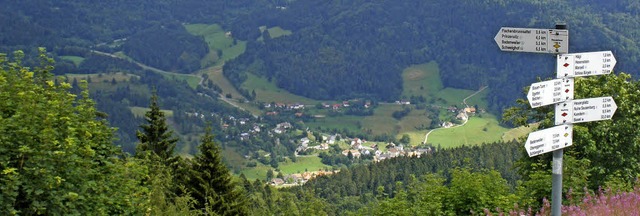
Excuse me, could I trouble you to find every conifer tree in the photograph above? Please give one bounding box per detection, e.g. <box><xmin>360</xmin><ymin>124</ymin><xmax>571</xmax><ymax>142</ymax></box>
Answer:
<box><xmin>189</xmin><ymin>125</ymin><xmax>248</xmax><ymax>215</ymax></box>
<box><xmin>135</xmin><ymin>90</ymin><xmax>178</xmax><ymax>166</ymax></box>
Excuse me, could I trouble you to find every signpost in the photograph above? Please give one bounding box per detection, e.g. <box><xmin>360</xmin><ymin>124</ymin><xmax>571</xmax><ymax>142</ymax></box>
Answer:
<box><xmin>557</xmin><ymin>51</ymin><xmax>617</xmax><ymax>78</ymax></box>
<box><xmin>525</xmin><ymin>125</ymin><xmax>573</xmax><ymax>157</ymax></box>
<box><xmin>496</xmin><ymin>23</ymin><xmax>619</xmax><ymax>215</ymax></box>
<box><xmin>527</xmin><ymin>78</ymin><xmax>574</xmax><ymax>108</ymax></box>
<box><xmin>494</xmin><ymin>27</ymin><xmax>569</xmax><ymax>54</ymax></box>
<box><xmin>555</xmin><ymin>97</ymin><xmax>617</xmax><ymax>124</ymax></box>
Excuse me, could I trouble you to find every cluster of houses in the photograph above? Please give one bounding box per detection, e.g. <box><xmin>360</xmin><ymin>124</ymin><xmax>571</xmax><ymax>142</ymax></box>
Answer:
<box><xmin>441</xmin><ymin>106</ymin><xmax>480</xmax><ymax>128</ymax></box>
<box><xmin>394</xmin><ymin>100</ymin><xmax>411</xmax><ymax>105</ymax></box>
<box><xmin>269</xmin><ymin>170</ymin><xmax>336</xmax><ymax>186</ymax></box>
<box><xmin>264</xmin><ymin>102</ymin><xmax>306</xmax><ymax>117</ymax></box>
<box><xmin>296</xmin><ymin>134</ymin><xmax>337</xmax><ymax>153</ymax></box>
<box><xmin>374</xmin><ymin>143</ymin><xmax>433</xmax><ymax>162</ymax></box>
<box><xmin>320</xmin><ymin>100</ymin><xmax>372</xmax><ymax>111</ymax></box>
<box><xmin>295</xmin><ymin>133</ymin><xmax>434</xmax><ymax>164</ymax></box>
<box><xmin>264</xmin><ymin>102</ymin><xmax>305</xmax><ymax>110</ymax></box>
<box><xmin>342</xmin><ymin>140</ymin><xmax>433</xmax><ymax>162</ymax></box>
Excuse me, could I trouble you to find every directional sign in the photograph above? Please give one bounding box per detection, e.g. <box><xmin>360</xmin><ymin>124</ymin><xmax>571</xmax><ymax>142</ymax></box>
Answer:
<box><xmin>525</xmin><ymin>125</ymin><xmax>573</xmax><ymax>157</ymax></box>
<box><xmin>527</xmin><ymin>78</ymin><xmax>574</xmax><ymax>108</ymax></box>
<box><xmin>557</xmin><ymin>51</ymin><xmax>616</xmax><ymax>78</ymax></box>
<box><xmin>494</xmin><ymin>27</ymin><xmax>569</xmax><ymax>54</ymax></box>
<box><xmin>555</xmin><ymin>97</ymin><xmax>617</xmax><ymax>124</ymax></box>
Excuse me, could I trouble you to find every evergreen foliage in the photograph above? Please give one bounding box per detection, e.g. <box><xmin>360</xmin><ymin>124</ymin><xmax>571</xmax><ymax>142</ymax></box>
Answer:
<box><xmin>135</xmin><ymin>91</ymin><xmax>179</xmax><ymax>166</ymax></box>
<box><xmin>189</xmin><ymin>125</ymin><xmax>249</xmax><ymax>215</ymax></box>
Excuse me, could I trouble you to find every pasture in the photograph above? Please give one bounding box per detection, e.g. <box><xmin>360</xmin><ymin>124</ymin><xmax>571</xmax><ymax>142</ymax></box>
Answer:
<box><xmin>426</xmin><ymin>113</ymin><xmax>510</xmax><ymax>148</ymax></box>
<box><xmin>185</xmin><ymin>23</ymin><xmax>247</xmax><ymax>67</ymax></box>
<box><xmin>60</xmin><ymin>55</ymin><xmax>85</xmax><ymax>66</ymax></box>
<box><xmin>258</xmin><ymin>26</ymin><xmax>293</xmax><ymax>40</ymax></box>
<box><xmin>129</xmin><ymin>106</ymin><xmax>174</xmax><ymax>118</ymax></box>
<box><xmin>242</xmin><ymin>73</ymin><xmax>324</xmax><ymax>104</ymax></box>
<box><xmin>401</xmin><ymin>61</ymin><xmax>442</xmax><ymax>98</ymax></box>
<box><xmin>63</xmin><ymin>72</ymin><xmax>138</xmax><ymax>83</ymax></box>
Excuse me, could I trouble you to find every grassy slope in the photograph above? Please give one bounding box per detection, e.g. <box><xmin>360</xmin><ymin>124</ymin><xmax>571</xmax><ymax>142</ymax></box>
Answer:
<box><xmin>242</xmin><ymin>73</ymin><xmax>325</xmax><ymax>104</ymax></box>
<box><xmin>241</xmin><ymin>156</ymin><xmax>328</xmax><ymax>180</ymax></box>
<box><xmin>427</xmin><ymin>113</ymin><xmax>510</xmax><ymax>148</ymax></box>
<box><xmin>307</xmin><ymin>115</ymin><xmax>362</xmax><ymax>132</ymax></box>
<box><xmin>164</xmin><ymin>73</ymin><xmax>200</xmax><ymax>89</ymax></box>
<box><xmin>130</xmin><ymin>106</ymin><xmax>174</xmax><ymax>118</ymax></box>
<box><xmin>185</xmin><ymin>23</ymin><xmax>247</xmax><ymax>67</ymax></box>
<box><xmin>63</xmin><ymin>72</ymin><xmax>138</xmax><ymax>83</ymax></box>
<box><xmin>502</xmin><ymin>122</ymin><xmax>539</xmax><ymax>142</ymax></box>
<box><xmin>401</xmin><ymin>61</ymin><xmax>442</xmax><ymax>98</ymax></box>
<box><xmin>60</xmin><ymin>55</ymin><xmax>85</xmax><ymax>67</ymax></box>
<box><xmin>258</xmin><ymin>26</ymin><xmax>293</xmax><ymax>41</ymax></box>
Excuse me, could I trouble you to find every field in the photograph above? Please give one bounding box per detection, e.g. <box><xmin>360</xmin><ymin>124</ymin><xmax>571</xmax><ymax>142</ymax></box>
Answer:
<box><xmin>242</xmin><ymin>73</ymin><xmax>325</xmax><ymax>104</ymax></box>
<box><xmin>427</xmin><ymin>113</ymin><xmax>510</xmax><ymax>148</ymax></box>
<box><xmin>398</xmin><ymin>130</ymin><xmax>430</xmax><ymax>146</ymax></box>
<box><xmin>241</xmin><ymin>156</ymin><xmax>327</xmax><ymax>180</ymax></box>
<box><xmin>185</xmin><ymin>23</ymin><xmax>247</xmax><ymax>67</ymax></box>
<box><xmin>435</xmin><ymin>88</ymin><xmax>476</xmax><ymax>107</ymax></box>
<box><xmin>361</xmin><ymin>104</ymin><xmax>431</xmax><ymax>136</ymax></box>
<box><xmin>279</xmin><ymin>156</ymin><xmax>328</xmax><ymax>174</ymax></box>
<box><xmin>60</xmin><ymin>55</ymin><xmax>85</xmax><ymax>66</ymax></box>
<box><xmin>63</xmin><ymin>72</ymin><xmax>138</xmax><ymax>83</ymax></box>
<box><xmin>502</xmin><ymin>122</ymin><xmax>539</xmax><ymax>142</ymax></box>
<box><xmin>164</xmin><ymin>73</ymin><xmax>201</xmax><ymax>89</ymax></box>
<box><xmin>465</xmin><ymin>87</ymin><xmax>490</xmax><ymax>110</ymax></box>
<box><xmin>306</xmin><ymin>115</ymin><xmax>362</xmax><ymax>132</ymax></box>
<box><xmin>129</xmin><ymin>106</ymin><xmax>174</xmax><ymax>118</ymax></box>
<box><xmin>202</xmin><ymin>66</ymin><xmax>245</xmax><ymax>99</ymax></box>
<box><xmin>258</xmin><ymin>26</ymin><xmax>293</xmax><ymax>40</ymax></box>
<box><xmin>306</xmin><ymin>104</ymin><xmax>431</xmax><ymax>141</ymax></box>
<box><xmin>401</xmin><ymin>61</ymin><xmax>442</xmax><ymax>98</ymax></box>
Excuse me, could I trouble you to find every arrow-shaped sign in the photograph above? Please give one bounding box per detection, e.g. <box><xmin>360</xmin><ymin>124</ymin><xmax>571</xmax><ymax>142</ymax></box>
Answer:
<box><xmin>555</xmin><ymin>97</ymin><xmax>617</xmax><ymax>124</ymax></box>
<box><xmin>494</xmin><ymin>27</ymin><xmax>569</xmax><ymax>54</ymax></box>
<box><xmin>525</xmin><ymin>125</ymin><xmax>573</xmax><ymax>157</ymax></box>
<box><xmin>557</xmin><ymin>51</ymin><xmax>617</xmax><ymax>78</ymax></box>
<box><xmin>527</xmin><ymin>78</ymin><xmax>574</xmax><ymax>108</ymax></box>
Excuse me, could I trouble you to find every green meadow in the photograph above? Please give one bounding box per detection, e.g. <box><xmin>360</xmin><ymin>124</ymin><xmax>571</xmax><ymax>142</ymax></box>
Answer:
<box><xmin>427</xmin><ymin>113</ymin><xmax>510</xmax><ymax>148</ymax></box>
<box><xmin>185</xmin><ymin>23</ymin><xmax>247</xmax><ymax>67</ymax></box>
<box><xmin>60</xmin><ymin>55</ymin><xmax>85</xmax><ymax>67</ymax></box>
<box><xmin>242</xmin><ymin>73</ymin><xmax>325</xmax><ymax>104</ymax></box>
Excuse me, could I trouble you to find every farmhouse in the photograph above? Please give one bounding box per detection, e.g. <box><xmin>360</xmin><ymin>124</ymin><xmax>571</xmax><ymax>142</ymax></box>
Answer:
<box><xmin>270</xmin><ymin>178</ymin><xmax>285</xmax><ymax>186</ymax></box>
<box><xmin>464</xmin><ymin>107</ymin><xmax>477</xmax><ymax>113</ymax></box>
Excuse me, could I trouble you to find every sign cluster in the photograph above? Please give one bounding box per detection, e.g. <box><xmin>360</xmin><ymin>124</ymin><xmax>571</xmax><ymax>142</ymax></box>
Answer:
<box><xmin>495</xmin><ymin>27</ymin><xmax>618</xmax><ymax>157</ymax></box>
<box><xmin>494</xmin><ymin>27</ymin><xmax>569</xmax><ymax>54</ymax></box>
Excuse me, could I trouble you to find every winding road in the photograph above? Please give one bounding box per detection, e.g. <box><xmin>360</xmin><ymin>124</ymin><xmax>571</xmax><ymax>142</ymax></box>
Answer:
<box><xmin>422</xmin><ymin>86</ymin><xmax>488</xmax><ymax>144</ymax></box>
<box><xmin>90</xmin><ymin>50</ymin><xmax>256</xmax><ymax>117</ymax></box>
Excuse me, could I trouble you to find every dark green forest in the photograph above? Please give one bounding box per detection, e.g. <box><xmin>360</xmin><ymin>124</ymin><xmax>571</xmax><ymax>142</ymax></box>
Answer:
<box><xmin>223</xmin><ymin>0</ymin><xmax>640</xmax><ymax>113</ymax></box>
<box><xmin>5</xmin><ymin>0</ymin><xmax>640</xmax><ymax>113</ymax></box>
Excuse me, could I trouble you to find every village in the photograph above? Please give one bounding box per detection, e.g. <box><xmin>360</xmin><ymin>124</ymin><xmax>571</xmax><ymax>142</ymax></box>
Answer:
<box><xmin>187</xmin><ymin>98</ymin><xmax>483</xmax><ymax>187</ymax></box>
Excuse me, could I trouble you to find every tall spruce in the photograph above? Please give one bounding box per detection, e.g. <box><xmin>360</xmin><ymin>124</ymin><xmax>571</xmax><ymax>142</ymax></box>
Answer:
<box><xmin>135</xmin><ymin>90</ymin><xmax>178</xmax><ymax>166</ymax></box>
<box><xmin>189</xmin><ymin>125</ymin><xmax>248</xmax><ymax>215</ymax></box>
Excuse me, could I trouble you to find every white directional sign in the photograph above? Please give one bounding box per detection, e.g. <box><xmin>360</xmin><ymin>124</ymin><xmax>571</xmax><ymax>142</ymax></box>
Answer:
<box><xmin>525</xmin><ymin>125</ymin><xmax>573</xmax><ymax>157</ymax></box>
<box><xmin>555</xmin><ymin>97</ymin><xmax>617</xmax><ymax>124</ymax></box>
<box><xmin>527</xmin><ymin>78</ymin><xmax>574</xmax><ymax>108</ymax></box>
<box><xmin>557</xmin><ymin>51</ymin><xmax>616</xmax><ymax>78</ymax></box>
<box><xmin>494</xmin><ymin>27</ymin><xmax>569</xmax><ymax>54</ymax></box>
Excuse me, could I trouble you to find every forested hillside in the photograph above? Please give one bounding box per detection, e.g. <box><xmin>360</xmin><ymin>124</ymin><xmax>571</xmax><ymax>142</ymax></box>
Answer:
<box><xmin>0</xmin><ymin>0</ymin><xmax>272</xmax><ymax>71</ymax></box>
<box><xmin>224</xmin><ymin>0</ymin><xmax>640</xmax><ymax>113</ymax></box>
<box><xmin>6</xmin><ymin>0</ymin><xmax>640</xmax><ymax>113</ymax></box>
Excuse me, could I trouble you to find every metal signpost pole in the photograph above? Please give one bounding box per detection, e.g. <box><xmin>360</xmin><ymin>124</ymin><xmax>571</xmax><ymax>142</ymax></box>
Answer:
<box><xmin>552</xmin><ymin>23</ymin><xmax>567</xmax><ymax>216</ymax></box>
